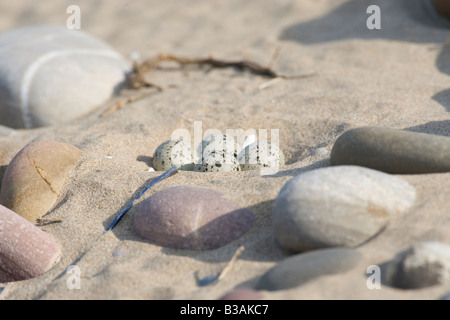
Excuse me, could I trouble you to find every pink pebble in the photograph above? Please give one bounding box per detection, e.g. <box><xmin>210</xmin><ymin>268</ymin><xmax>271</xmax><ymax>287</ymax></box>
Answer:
<box><xmin>0</xmin><ymin>204</ymin><xmax>61</xmax><ymax>282</ymax></box>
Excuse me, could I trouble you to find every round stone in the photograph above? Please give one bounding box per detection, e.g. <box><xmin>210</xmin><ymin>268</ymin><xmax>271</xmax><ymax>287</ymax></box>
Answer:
<box><xmin>255</xmin><ymin>248</ymin><xmax>362</xmax><ymax>291</ymax></box>
<box><xmin>383</xmin><ymin>242</ymin><xmax>450</xmax><ymax>289</ymax></box>
<box><xmin>330</xmin><ymin>127</ymin><xmax>450</xmax><ymax>174</ymax></box>
<box><xmin>0</xmin><ymin>204</ymin><xmax>61</xmax><ymax>282</ymax></box>
<box><xmin>0</xmin><ymin>140</ymin><xmax>81</xmax><ymax>222</ymax></box>
<box><xmin>0</xmin><ymin>25</ymin><xmax>130</xmax><ymax>128</ymax></box>
<box><xmin>152</xmin><ymin>140</ymin><xmax>196</xmax><ymax>171</ymax></box>
<box><xmin>133</xmin><ymin>186</ymin><xmax>255</xmax><ymax>250</ymax></box>
<box><xmin>194</xmin><ymin>150</ymin><xmax>241</xmax><ymax>172</ymax></box>
<box><xmin>272</xmin><ymin>165</ymin><xmax>416</xmax><ymax>252</ymax></box>
<box><xmin>237</xmin><ymin>141</ymin><xmax>285</xmax><ymax>174</ymax></box>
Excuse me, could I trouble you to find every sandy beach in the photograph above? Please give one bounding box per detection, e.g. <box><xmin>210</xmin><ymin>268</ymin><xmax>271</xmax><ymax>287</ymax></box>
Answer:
<box><xmin>0</xmin><ymin>0</ymin><xmax>449</xmax><ymax>300</ymax></box>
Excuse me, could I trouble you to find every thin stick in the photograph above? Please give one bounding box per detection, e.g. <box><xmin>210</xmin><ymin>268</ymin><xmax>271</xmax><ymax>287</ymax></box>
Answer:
<box><xmin>106</xmin><ymin>165</ymin><xmax>178</xmax><ymax>231</ymax></box>
<box><xmin>217</xmin><ymin>245</ymin><xmax>245</xmax><ymax>281</ymax></box>
<box><xmin>129</xmin><ymin>53</ymin><xmax>316</xmax><ymax>89</ymax></box>
<box><xmin>267</xmin><ymin>46</ymin><xmax>282</xmax><ymax>69</ymax></box>
<box><xmin>100</xmin><ymin>91</ymin><xmax>154</xmax><ymax>117</ymax></box>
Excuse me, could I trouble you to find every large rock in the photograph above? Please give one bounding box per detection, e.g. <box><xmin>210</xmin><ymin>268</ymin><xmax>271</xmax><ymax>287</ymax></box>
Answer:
<box><xmin>330</xmin><ymin>127</ymin><xmax>450</xmax><ymax>174</ymax></box>
<box><xmin>0</xmin><ymin>140</ymin><xmax>81</xmax><ymax>222</ymax></box>
<box><xmin>133</xmin><ymin>186</ymin><xmax>255</xmax><ymax>250</ymax></box>
<box><xmin>255</xmin><ymin>248</ymin><xmax>362</xmax><ymax>291</ymax></box>
<box><xmin>0</xmin><ymin>25</ymin><xmax>130</xmax><ymax>128</ymax></box>
<box><xmin>272</xmin><ymin>166</ymin><xmax>416</xmax><ymax>252</ymax></box>
<box><xmin>0</xmin><ymin>204</ymin><xmax>61</xmax><ymax>282</ymax></box>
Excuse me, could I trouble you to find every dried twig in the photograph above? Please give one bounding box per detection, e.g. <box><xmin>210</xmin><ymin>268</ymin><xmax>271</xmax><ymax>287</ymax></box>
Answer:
<box><xmin>100</xmin><ymin>91</ymin><xmax>154</xmax><ymax>117</ymax></box>
<box><xmin>197</xmin><ymin>245</ymin><xmax>245</xmax><ymax>286</ymax></box>
<box><xmin>102</xmin><ymin>51</ymin><xmax>315</xmax><ymax>117</ymax></box>
<box><xmin>35</xmin><ymin>218</ymin><xmax>62</xmax><ymax>226</ymax></box>
<box><xmin>129</xmin><ymin>53</ymin><xmax>315</xmax><ymax>89</ymax></box>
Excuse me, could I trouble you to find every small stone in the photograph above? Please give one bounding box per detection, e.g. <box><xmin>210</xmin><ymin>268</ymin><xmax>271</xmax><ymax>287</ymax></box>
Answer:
<box><xmin>133</xmin><ymin>186</ymin><xmax>255</xmax><ymax>250</ymax></box>
<box><xmin>330</xmin><ymin>127</ymin><xmax>450</xmax><ymax>174</ymax></box>
<box><xmin>0</xmin><ymin>25</ymin><xmax>130</xmax><ymax>128</ymax></box>
<box><xmin>194</xmin><ymin>150</ymin><xmax>241</xmax><ymax>172</ymax></box>
<box><xmin>219</xmin><ymin>288</ymin><xmax>263</xmax><ymax>300</ymax></box>
<box><xmin>237</xmin><ymin>141</ymin><xmax>285</xmax><ymax>174</ymax></box>
<box><xmin>0</xmin><ymin>204</ymin><xmax>61</xmax><ymax>282</ymax></box>
<box><xmin>272</xmin><ymin>166</ymin><xmax>416</xmax><ymax>252</ymax></box>
<box><xmin>255</xmin><ymin>248</ymin><xmax>361</xmax><ymax>291</ymax></box>
<box><xmin>0</xmin><ymin>140</ymin><xmax>81</xmax><ymax>222</ymax></box>
<box><xmin>383</xmin><ymin>242</ymin><xmax>450</xmax><ymax>289</ymax></box>
<box><xmin>152</xmin><ymin>140</ymin><xmax>196</xmax><ymax>171</ymax></box>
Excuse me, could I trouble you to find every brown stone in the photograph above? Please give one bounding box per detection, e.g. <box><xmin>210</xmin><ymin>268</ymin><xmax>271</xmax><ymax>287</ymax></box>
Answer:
<box><xmin>0</xmin><ymin>140</ymin><xmax>81</xmax><ymax>222</ymax></box>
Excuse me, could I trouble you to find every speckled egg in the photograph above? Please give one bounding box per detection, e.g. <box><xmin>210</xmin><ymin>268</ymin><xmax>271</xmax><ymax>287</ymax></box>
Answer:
<box><xmin>237</xmin><ymin>141</ymin><xmax>285</xmax><ymax>172</ymax></box>
<box><xmin>152</xmin><ymin>140</ymin><xmax>196</xmax><ymax>171</ymax></box>
<box><xmin>194</xmin><ymin>150</ymin><xmax>241</xmax><ymax>172</ymax></box>
<box><xmin>200</xmin><ymin>133</ymin><xmax>240</xmax><ymax>157</ymax></box>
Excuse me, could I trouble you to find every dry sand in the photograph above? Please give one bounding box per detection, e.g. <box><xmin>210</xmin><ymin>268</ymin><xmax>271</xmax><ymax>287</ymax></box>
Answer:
<box><xmin>0</xmin><ymin>0</ymin><xmax>449</xmax><ymax>299</ymax></box>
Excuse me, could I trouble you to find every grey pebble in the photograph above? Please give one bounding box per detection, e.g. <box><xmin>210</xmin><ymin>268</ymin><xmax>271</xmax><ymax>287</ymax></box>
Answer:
<box><xmin>383</xmin><ymin>242</ymin><xmax>450</xmax><ymax>289</ymax></box>
<box><xmin>255</xmin><ymin>247</ymin><xmax>361</xmax><ymax>291</ymax></box>
<box><xmin>331</xmin><ymin>126</ymin><xmax>450</xmax><ymax>174</ymax></box>
<box><xmin>272</xmin><ymin>166</ymin><xmax>416</xmax><ymax>252</ymax></box>
<box><xmin>0</xmin><ymin>25</ymin><xmax>129</xmax><ymax>128</ymax></box>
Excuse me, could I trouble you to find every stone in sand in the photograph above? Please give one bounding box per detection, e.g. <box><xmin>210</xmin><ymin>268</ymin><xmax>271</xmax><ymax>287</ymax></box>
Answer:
<box><xmin>133</xmin><ymin>186</ymin><xmax>255</xmax><ymax>250</ymax></box>
<box><xmin>383</xmin><ymin>242</ymin><xmax>450</xmax><ymax>289</ymax></box>
<box><xmin>0</xmin><ymin>204</ymin><xmax>61</xmax><ymax>282</ymax></box>
<box><xmin>0</xmin><ymin>25</ymin><xmax>129</xmax><ymax>128</ymax></box>
<box><xmin>255</xmin><ymin>248</ymin><xmax>361</xmax><ymax>291</ymax></box>
<box><xmin>330</xmin><ymin>126</ymin><xmax>450</xmax><ymax>174</ymax></box>
<box><xmin>272</xmin><ymin>166</ymin><xmax>416</xmax><ymax>252</ymax></box>
<box><xmin>0</xmin><ymin>140</ymin><xmax>81</xmax><ymax>222</ymax></box>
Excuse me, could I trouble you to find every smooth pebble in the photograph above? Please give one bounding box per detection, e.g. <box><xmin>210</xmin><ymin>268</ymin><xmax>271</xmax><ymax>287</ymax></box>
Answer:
<box><xmin>152</xmin><ymin>140</ymin><xmax>196</xmax><ymax>171</ymax></box>
<box><xmin>0</xmin><ymin>25</ymin><xmax>130</xmax><ymax>128</ymax></box>
<box><xmin>0</xmin><ymin>204</ymin><xmax>61</xmax><ymax>282</ymax></box>
<box><xmin>0</xmin><ymin>140</ymin><xmax>81</xmax><ymax>222</ymax></box>
<box><xmin>255</xmin><ymin>248</ymin><xmax>361</xmax><ymax>291</ymax></box>
<box><xmin>383</xmin><ymin>242</ymin><xmax>450</xmax><ymax>289</ymax></box>
<box><xmin>272</xmin><ymin>165</ymin><xmax>416</xmax><ymax>252</ymax></box>
<box><xmin>133</xmin><ymin>186</ymin><xmax>255</xmax><ymax>250</ymax></box>
<box><xmin>331</xmin><ymin>126</ymin><xmax>450</xmax><ymax>174</ymax></box>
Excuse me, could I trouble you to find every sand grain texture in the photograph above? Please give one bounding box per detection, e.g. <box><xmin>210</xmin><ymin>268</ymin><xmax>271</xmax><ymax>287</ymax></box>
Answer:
<box><xmin>0</xmin><ymin>0</ymin><xmax>449</xmax><ymax>300</ymax></box>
